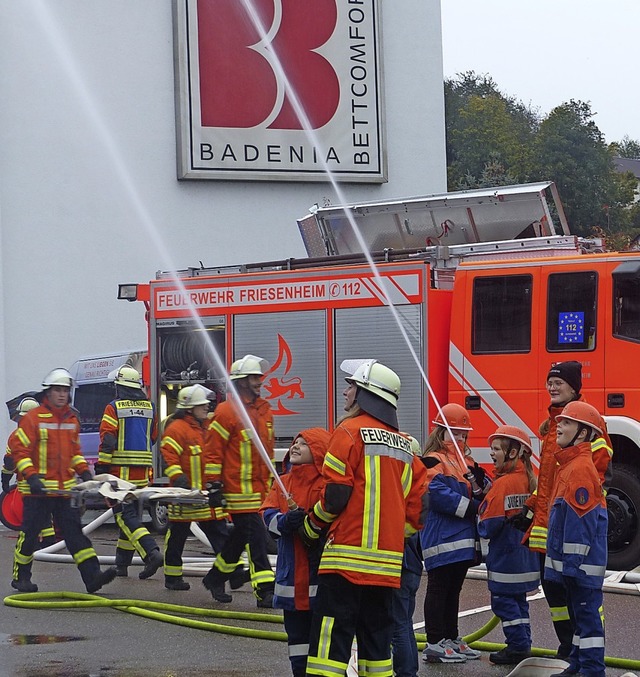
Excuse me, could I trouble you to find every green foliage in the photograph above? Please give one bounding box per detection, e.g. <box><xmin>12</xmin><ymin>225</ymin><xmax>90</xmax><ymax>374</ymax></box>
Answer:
<box><xmin>611</xmin><ymin>135</ymin><xmax>640</xmax><ymax>159</ymax></box>
<box><xmin>445</xmin><ymin>73</ymin><xmax>637</xmax><ymax>243</ymax></box>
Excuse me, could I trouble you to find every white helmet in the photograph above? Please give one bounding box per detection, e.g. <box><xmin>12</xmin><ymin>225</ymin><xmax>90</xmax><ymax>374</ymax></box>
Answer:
<box><xmin>176</xmin><ymin>384</ymin><xmax>214</xmax><ymax>409</ymax></box>
<box><xmin>229</xmin><ymin>354</ymin><xmax>269</xmax><ymax>381</ymax></box>
<box><xmin>17</xmin><ymin>397</ymin><xmax>39</xmax><ymax>416</ymax></box>
<box><xmin>341</xmin><ymin>359</ymin><xmax>401</xmax><ymax>408</ymax></box>
<box><xmin>110</xmin><ymin>366</ymin><xmax>142</xmax><ymax>388</ymax></box>
<box><xmin>42</xmin><ymin>368</ymin><xmax>73</xmax><ymax>388</ymax></box>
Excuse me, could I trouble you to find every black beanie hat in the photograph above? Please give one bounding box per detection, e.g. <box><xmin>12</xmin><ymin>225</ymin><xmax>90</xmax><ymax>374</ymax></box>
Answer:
<box><xmin>547</xmin><ymin>361</ymin><xmax>582</xmax><ymax>394</ymax></box>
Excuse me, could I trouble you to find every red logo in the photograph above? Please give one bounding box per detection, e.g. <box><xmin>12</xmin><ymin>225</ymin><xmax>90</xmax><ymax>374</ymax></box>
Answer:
<box><xmin>263</xmin><ymin>334</ymin><xmax>305</xmax><ymax>416</ymax></box>
<box><xmin>196</xmin><ymin>0</ymin><xmax>340</xmax><ymax>130</ymax></box>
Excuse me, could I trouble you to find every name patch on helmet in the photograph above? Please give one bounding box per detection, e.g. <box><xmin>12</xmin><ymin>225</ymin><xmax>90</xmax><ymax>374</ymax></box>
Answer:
<box><xmin>360</xmin><ymin>428</ymin><xmax>412</xmax><ymax>461</ymax></box>
<box><xmin>575</xmin><ymin>487</ymin><xmax>590</xmax><ymax>505</ymax></box>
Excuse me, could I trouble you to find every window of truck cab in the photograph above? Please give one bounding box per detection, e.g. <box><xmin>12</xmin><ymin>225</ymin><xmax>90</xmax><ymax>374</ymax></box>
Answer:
<box><xmin>546</xmin><ymin>271</ymin><xmax>597</xmax><ymax>351</ymax></box>
<box><xmin>612</xmin><ymin>261</ymin><xmax>640</xmax><ymax>344</ymax></box>
<box><xmin>73</xmin><ymin>382</ymin><xmax>116</xmax><ymax>433</ymax></box>
<box><xmin>472</xmin><ymin>275</ymin><xmax>532</xmax><ymax>354</ymax></box>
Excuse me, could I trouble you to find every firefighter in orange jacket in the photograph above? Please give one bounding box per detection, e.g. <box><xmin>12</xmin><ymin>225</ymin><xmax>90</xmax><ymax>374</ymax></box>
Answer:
<box><xmin>302</xmin><ymin>359</ymin><xmax>428</xmax><ymax>677</ymax></box>
<box><xmin>95</xmin><ymin>366</ymin><xmax>162</xmax><ymax>580</ymax></box>
<box><xmin>11</xmin><ymin>368</ymin><xmax>116</xmax><ymax>593</ymax></box>
<box><xmin>161</xmin><ymin>384</ymin><xmax>230</xmax><ymax>591</ymax></box>
<box><xmin>202</xmin><ymin>355</ymin><xmax>276</xmax><ymax>607</ymax></box>
<box><xmin>513</xmin><ymin>361</ymin><xmax>612</xmax><ymax>658</ymax></box>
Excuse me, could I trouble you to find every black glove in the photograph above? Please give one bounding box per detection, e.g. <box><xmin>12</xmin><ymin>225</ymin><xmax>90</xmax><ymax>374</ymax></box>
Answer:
<box><xmin>205</xmin><ymin>481</ymin><xmax>226</xmax><ymax>508</ymax></box>
<box><xmin>27</xmin><ymin>475</ymin><xmax>46</xmax><ymax>495</ymax></box>
<box><xmin>94</xmin><ymin>463</ymin><xmax>111</xmax><ymax>476</ymax></box>
<box><xmin>506</xmin><ymin>506</ymin><xmax>534</xmax><ymax>533</ymax></box>
<box><xmin>1</xmin><ymin>474</ymin><xmax>11</xmax><ymax>493</ymax></box>
<box><xmin>79</xmin><ymin>470</ymin><xmax>93</xmax><ymax>483</ymax></box>
<box><xmin>464</xmin><ymin>471</ymin><xmax>485</xmax><ymax>500</ymax></box>
<box><xmin>173</xmin><ymin>474</ymin><xmax>191</xmax><ymax>490</ymax></box>
<box><xmin>467</xmin><ymin>462</ymin><xmax>487</xmax><ymax>487</ymax></box>
<box><xmin>298</xmin><ymin>514</ymin><xmax>324</xmax><ymax>548</ymax></box>
<box><xmin>280</xmin><ymin>507</ymin><xmax>307</xmax><ymax>534</ymax></box>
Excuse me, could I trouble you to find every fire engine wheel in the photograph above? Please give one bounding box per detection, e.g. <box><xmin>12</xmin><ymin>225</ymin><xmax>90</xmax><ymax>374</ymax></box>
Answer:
<box><xmin>148</xmin><ymin>500</ymin><xmax>169</xmax><ymax>535</ymax></box>
<box><xmin>606</xmin><ymin>464</ymin><xmax>640</xmax><ymax>571</ymax></box>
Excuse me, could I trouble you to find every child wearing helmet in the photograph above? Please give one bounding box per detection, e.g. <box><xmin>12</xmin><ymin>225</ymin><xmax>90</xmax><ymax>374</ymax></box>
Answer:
<box><xmin>419</xmin><ymin>403</ymin><xmax>490</xmax><ymax>664</ymax></box>
<box><xmin>260</xmin><ymin>427</ymin><xmax>331</xmax><ymax>677</ymax></box>
<box><xmin>544</xmin><ymin>402</ymin><xmax>607</xmax><ymax>677</ymax></box>
<box><xmin>478</xmin><ymin>426</ymin><xmax>539</xmax><ymax>665</ymax></box>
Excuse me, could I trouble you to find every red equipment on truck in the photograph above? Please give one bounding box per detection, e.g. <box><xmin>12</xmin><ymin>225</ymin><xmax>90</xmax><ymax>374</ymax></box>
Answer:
<box><xmin>120</xmin><ymin>182</ymin><xmax>640</xmax><ymax>570</ymax></box>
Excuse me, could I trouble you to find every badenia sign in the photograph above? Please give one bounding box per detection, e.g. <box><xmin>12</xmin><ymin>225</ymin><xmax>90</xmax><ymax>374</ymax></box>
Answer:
<box><xmin>173</xmin><ymin>0</ymin><xmax>385</xmax><ymax>182</ymax></box>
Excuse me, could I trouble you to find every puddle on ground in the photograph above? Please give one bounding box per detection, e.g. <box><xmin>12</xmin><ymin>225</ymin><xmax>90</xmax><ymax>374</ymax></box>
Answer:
<box><xmin>0</xmin><ymin>633</ymin><xmax>85</xmax><ymax>645</ymax></box>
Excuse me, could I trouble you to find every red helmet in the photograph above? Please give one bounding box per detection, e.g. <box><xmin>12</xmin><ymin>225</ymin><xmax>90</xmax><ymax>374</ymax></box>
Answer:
<box><xmin>555</xmin><ymin>401</ymin><xmax>603</xmax><ymax>436</ymax></box>
<box><xmin>488</xmin><ymin>425</ymin><xmax>533</xmax><ymax>456</ymax></box>
<box><xmin>432</xmin><ymin>403</ymin><xmax>473</xmax><ymax>431</ymax></box>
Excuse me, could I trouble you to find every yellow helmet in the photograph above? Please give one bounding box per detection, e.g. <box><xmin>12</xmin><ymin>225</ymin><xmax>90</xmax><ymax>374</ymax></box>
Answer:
<box><xmin>111</xmin><ymin>366</ymin><xmax>142</xmax><ymax>388</ymax></box>
<box><xmin>176</xmin><ymin>384</ymin><xmax>214</xmax><ymax>409</ymax></box>
<box><xmin>341</xmin><ymin>359</ymin><xmax>401</xmax><ymax>408</ymax></box>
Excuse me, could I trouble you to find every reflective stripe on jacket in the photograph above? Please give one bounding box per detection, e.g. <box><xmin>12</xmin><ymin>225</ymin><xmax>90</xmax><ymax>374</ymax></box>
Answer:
<box><xmin>478</xmin><ymin>463</ymin><xmax>540</xmax><ymax>594</ymax></box>
<box><xmin>313</xmin><ymin>415</ymin><xmax>427</xmax><ymax>588</ymax></box>
<box><xmin>12</xmin><ymin>401</ymin><xmax>87</xmax><ymax>493</ymax></box>
<box><xmin>545</xmin><ymin>442</ymin><xmax>608</xmax><ymax>589</ymax></box>
<box><xmin>98</xmin><ymin>398</ymin><xmax>156</xmax><ymax>470</ymax></box>
<box><xmin>204</xmin><ymin>395</ymin><xmax>274</xmax><ymax>513</ymax></box>
<box><xmin>161</xmin><ymin>414</ymin><xmax>222</xmax><ymax>522</ymax></box>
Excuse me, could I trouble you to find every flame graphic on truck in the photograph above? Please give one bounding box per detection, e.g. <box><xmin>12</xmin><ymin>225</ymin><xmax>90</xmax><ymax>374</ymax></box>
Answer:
<box><xmin>263</xmin><ymin>334</ymin><xmax>305</xmax><ymax>416</ymax></box>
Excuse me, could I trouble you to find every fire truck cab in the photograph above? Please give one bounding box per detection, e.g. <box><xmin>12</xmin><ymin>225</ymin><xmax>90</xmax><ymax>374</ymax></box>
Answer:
<box><xmin>122</xmin><ymin>182</ymin><xmax>640</xmax><ymax>569</ymax></box>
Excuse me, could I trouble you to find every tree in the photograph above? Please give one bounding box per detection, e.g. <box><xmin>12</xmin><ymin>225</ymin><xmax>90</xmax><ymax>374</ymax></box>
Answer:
<box><xmin>611</xmin><ymin>135</ymin><xmax>640</xmax><ymax>159</ymax></box>
<box><xmin>528</xmin><ymin>101</ymin><xmax>635</xmax><ymax>236</ymax></box>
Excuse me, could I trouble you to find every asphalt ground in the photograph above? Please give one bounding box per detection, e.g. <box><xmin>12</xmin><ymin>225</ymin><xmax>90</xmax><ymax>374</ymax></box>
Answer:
<box><xmin>1</xmin><ymin>517</ymin><xmax>639</xmax><ymax>677</ymax></box>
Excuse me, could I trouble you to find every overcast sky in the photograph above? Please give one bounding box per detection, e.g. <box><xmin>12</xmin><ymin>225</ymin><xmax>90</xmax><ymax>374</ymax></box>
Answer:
<box><xmin>441</xmin><ymin>1</ymin><xmax>639</xmax><ymax>145</ymax></box>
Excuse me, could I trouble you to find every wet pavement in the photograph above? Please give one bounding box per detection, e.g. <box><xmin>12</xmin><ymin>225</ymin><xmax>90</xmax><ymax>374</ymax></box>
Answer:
<box><xmin>1</xmin><ymin>519</ymin><xmax>639</xmax><ymax>676</ymax></box>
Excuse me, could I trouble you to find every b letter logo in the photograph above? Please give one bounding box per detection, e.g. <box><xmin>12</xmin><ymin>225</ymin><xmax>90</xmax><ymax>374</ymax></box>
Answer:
<box><xmin>197</xmin><ymin>0</ymin><xmax>340</xmax><ymax>130</ymax></box>
<box><xmin>174</xmin><ymin>0</ymin><xmax>386</xmax><ymax>181</ymax></box>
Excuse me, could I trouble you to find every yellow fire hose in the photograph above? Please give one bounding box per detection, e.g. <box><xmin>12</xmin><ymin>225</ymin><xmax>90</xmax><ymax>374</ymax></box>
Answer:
<box><xmin>5</xmin><ymin>592</ymin><xmax>640</xmax><ymax>672</ymax></box>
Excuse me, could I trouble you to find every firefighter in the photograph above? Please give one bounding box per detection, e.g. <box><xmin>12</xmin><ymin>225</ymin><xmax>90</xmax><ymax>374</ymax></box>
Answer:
<box><xmin>94</xmin><ymin>366</ymin><xmax>162</xmax><ymax>580</ymax></box>
<box><xmin>302</xmin><ymin>359</ymin><xmax>428</xmax><ymax>677</ymax></box>
<box><xmin>511</xmin><ymin>361</ymin><xmax>612</xmax><ymax>658</ymax></box>
<box><xmin>260</xmin><ymin>427</ymin><xmax>331</xmax><ymax>677</ymax></box>
<box><xmin>478</xmin><ymin>426</ymin><xmax>540</xmax><ymax>665</ymax></box>
<box><xmin>11</xmin><ymin>368</ymin><xmax>117</xmax><ymax>593</ymax></box>
<box><xmin>419</xmin><ymin>403</ymin><xmax>489</xmax><ymax>663</ymax></box>
<box><xmin>160</xmin><ymin>384</ymin><xmax>230</xmax><ymax>591</ymax></box>
<box><xmin>202</xmin><ymin>354</ymin><xmax>276</xmax><ymax>607</ymax></box>
<box><xmin>2</xmin><ymin>397</ymin><xmax>57</xmax><ymax>547</ymax></box>
<box><xmin>546</xmin><ymin>401</ymin><xmax>608</xmax><ymax>677</ymax></box>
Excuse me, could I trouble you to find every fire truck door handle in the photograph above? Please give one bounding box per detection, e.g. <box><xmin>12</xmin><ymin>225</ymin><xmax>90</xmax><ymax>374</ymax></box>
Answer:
<box><xmin>607</xmin><ymin>393</ymin><xmax>625</xmax><ymax>408</ymax></box>
<box><xmin>465</xmin><ymin>395</ymin><xmax>481</xmax><ymax>410</ymax></box>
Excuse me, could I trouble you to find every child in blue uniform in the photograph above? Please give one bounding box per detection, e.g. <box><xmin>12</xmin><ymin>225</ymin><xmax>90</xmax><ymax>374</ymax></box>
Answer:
<box><xmin>261</xmin><ymin>428</ymin><xmax>330</xmax><ymax>677</ymax></box>
<box><xmin>478</xmin><ymin>425</ymin><xmax>540</xmax><ymax>665</ymax></box>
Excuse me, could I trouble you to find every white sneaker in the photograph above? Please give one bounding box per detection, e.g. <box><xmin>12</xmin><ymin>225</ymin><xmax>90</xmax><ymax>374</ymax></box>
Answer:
<box><xmin>451</xmin><ymin>637</ymin><xmax>481</xmax><ymax>659</ymax></box>
<box><xmin>422</xmin><ymin>639</ymin><xmax>467</xmax><ymax>663</ymax></box>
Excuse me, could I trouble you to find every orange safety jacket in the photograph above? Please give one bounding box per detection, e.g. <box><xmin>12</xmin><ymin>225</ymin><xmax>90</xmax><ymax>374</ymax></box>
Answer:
<box><xmin>12</xmin><ymin>400</ymin><xmax>89</xmax><ymax>494</ymax></box>
<box><xmin>205</xmin><ymin>394</ymin><xmax>274</xmax><ymax>513</ymax></box>
<box><xmin>525</xmin><ymin>399</ymin><xmax>612</xmax><ymax>553</ymax></box>
<box><xmin>312</xmin><ymin>414</ymin><xmax>427</xmax><ymax>588</ymax></box>
<box><xmin>161</xmin><ymin>414</ymin><xmax>225</xmax><ymax>522</ymax></box>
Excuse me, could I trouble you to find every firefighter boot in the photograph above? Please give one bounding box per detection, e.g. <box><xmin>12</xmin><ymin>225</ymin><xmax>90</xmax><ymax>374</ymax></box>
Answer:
<box><xmin>139</xmin><ymin>549</ymin><xmax>163</xmax><ymax>580</ymax></box>
<box><xmin>256</xmin><ymin>584</ymin><xmax>274</xmax><ymax>609</ymax></box>
<box><xmin>229</xmin><ymin>564</ymin><xmax>250</xmax><ymax>590</ymax></box>
<box><xmin>11</xmin><ymin>564</ymin><xmax>38</xmax><ymax>593</ymax></box>
<box><xmin>202</xmin><ymin>568</ymin><xmax>232</xmax><ymax>603</ymax></box>
<box><xmin>115</xmin><ymin>566</ymin><xmax>128</xmax><ymax>577</ymax></box>
<box><xmin>11</xmin><ymin>577</ymin><xmax>38</xmax><ymax>593</ymax></box>
<box><xmin>165</xmin><ymin>575</ymin><xmax>191</xmax><ymax>591</ymax></box>
<box><xmin>86</xmin><ymin>567</ymin><xmax>118</xmax><ymax>594</ymax></box>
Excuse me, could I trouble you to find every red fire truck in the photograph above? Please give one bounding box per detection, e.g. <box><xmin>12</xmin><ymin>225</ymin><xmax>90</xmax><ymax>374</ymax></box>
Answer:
<box><xmin>121</xmin><ymin>182</ymin><xmax>640</xmax><ymax>569</ymax></box>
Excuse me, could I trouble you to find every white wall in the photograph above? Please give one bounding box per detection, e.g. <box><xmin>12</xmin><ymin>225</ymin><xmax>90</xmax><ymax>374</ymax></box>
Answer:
<box><xmin>0</xmin><ymin>0</ymin><xmax>446</xmax><ymax>441</ymax></box>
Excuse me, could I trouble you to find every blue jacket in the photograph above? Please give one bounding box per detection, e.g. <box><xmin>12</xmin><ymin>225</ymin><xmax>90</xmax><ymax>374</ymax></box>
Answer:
<box><xmin>545</xmin><ymin>442</ymin><xmax>608</xmax><ymax>590</ymax></box>
<box><xmin>478</xmin><ymin>463</ymin><xmax>540</xmax><ymax>594</ymax></box>
<box><xmin>420</xmin><ymin>448</ymin><xmax>482</xmax><ymax>571</ymax></box>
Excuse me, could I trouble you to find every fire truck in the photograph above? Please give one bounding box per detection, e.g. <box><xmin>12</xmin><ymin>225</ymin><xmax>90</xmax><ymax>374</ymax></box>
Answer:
<box><xmin>120</xmin><ymin>182</ymin><xmax>640</xmax><ymax>569</ymax></box>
